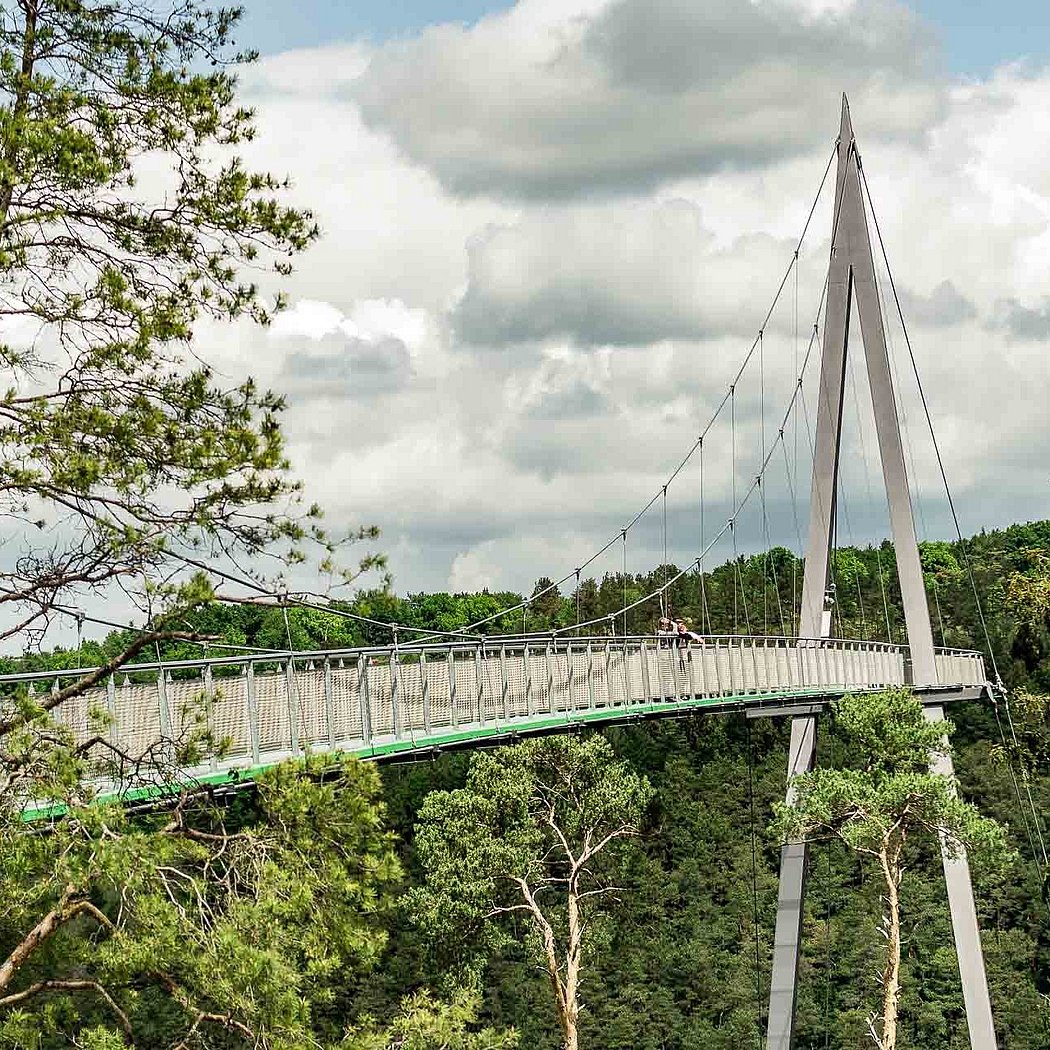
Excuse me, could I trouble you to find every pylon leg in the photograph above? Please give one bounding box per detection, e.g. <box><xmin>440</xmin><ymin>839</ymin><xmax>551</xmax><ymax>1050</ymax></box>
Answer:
<box><xmin>925</xmin><ymin>704</ymin><xmax>998</xmax><ymax>1049</ymax></box>
<box><xmin>766</xmin><ymin>714</ymin><xmax>817</xmax><ymax>1050</ymax></box>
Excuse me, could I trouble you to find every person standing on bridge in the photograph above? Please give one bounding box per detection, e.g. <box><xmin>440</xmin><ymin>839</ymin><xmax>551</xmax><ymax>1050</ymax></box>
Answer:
<box><xmin>675</xmin><ymin>618</ymin><xmax>703</xmax><ymax>645</ymax></box>
<box><xmin>657</xmin><ymin>617</ymin><xmax>676</xmax><ymax>648</ymax></box>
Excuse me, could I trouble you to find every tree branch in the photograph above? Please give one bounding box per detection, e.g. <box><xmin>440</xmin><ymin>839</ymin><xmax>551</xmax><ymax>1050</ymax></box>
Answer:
<box><xmin>0</xmin><ymin>887</ymin><xmax>114</xmax><ymax>994</ymax></box>
<box><xmin>0</xmin><ymin>978</ymin><xmax>133</xmax><ymax>1041</ymax></box>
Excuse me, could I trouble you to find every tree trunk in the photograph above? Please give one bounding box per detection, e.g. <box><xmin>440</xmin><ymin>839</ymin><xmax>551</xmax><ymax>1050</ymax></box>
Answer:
<box><xmin>0</xmin><ymin>0</ymin><xmax>37</xmax><ymax>227</ymax></box>
<box><xmin>879</xmin><ymin>850</ymin><xmax>903</xmax><ymax>1050</ymax></box>
<box><xmin>562</xmin><ymin>1015</ymin><xmax>579</xmax><ymax>1050</ymax></box>
<box><xmin>562</xmin><ymin>881</ymin><xmax>582</xmax><ymax>1050</ymax></box>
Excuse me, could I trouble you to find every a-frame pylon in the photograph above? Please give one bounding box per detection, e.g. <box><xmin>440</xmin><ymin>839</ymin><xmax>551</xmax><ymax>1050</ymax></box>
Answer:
<box><xmin>765</xmin><ymin>96</ymin><xmax>997</xmax><ymax>1050</ymax></box>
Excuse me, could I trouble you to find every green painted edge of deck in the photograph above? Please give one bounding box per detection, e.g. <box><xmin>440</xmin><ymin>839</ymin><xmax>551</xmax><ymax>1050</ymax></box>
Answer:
<box><xmin>13</xmin><ymin>684</ymin><xmax>904</xmax><ymax>823</ymax></box>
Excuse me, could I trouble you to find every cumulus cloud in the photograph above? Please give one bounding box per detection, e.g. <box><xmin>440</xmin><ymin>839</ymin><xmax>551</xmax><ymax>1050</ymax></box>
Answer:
<box><xmin>281</xmin><ymin>335</ymin><xmax>412</xmax><ymax>396</ymax></box>
<box><xmin>990</xmin><ymin>297</ymin><xmax>1050</xmax><ymax>340</ymax></box>
<box><xmin>454</xmin><ymin>200</ymin><xmax>800</xmax><ymax>346</ymax></box>
<box><xmin>268</xmin><ymin>298</ymin><xmax>425</xmax><ymax>397</ymax></box>
<box><xmin>897</xmin><ymin>280</ymin><xmax>977</xmax><ymax>327</ymax></box>
<box><xmin>354</xmin><ymin>0</ymin><xmax>942</xmax><ymax>200</ymax></box>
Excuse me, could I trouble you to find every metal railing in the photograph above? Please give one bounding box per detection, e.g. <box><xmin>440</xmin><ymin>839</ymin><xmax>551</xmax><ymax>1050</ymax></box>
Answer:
<box><xmin>5</xmin><ymin>635</ymin><xmax>987</xmax><ymax>784</ymax></box>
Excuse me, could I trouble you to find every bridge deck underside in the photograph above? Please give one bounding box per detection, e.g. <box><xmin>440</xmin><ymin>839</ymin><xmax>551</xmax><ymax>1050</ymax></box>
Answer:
<box><xmin>21</xmin><ymin>636</ymin><xmax>987</xmax><ymax>817</ymax></box>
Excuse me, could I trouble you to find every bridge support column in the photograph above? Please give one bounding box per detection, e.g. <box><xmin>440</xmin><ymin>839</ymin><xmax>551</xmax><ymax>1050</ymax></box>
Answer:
<box><xmin>766</xmin><ymin>714</ymin><xmax>817</xmax><ymax>1050</ymax></box>
<box><xmin>926</xmin><ymin>704</ymin><xmax>998</xmax><ymax>1049</ymax></box>
<box><xmin>767</xmin><ymin>95</ymin><xmax>996</xmax><ymax>1049</ymax></box>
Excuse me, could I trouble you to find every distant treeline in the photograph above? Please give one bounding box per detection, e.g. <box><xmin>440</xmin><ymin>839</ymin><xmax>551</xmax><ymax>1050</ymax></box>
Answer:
<box><xmin>16</xmin><ymin>519</ymin><xmax>1050</xmax><ymax>698</ymax></box>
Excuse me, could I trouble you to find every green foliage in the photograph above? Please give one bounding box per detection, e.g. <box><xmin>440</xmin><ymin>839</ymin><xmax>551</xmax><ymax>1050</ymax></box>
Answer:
<box><xmin>4</xmin><ymin>521</ymin><xmax>1050</xmax><ymax>1047</ymax></box>
<box><xmin>411</xmin><ymin>735</ymin><xmax>653</xmax><ymax>1046</ymax></box>
<box><xmin>774</xmin><ymin>689</ymin><xmax>1013</xmax><ymax>874</ymax></box>
<box><xmin>342</xmin><ymin>987</ymin><xmax>518</xmax><ymax>1049</ymax></box>
<box><xmin>367</xmin><ymin>703</ymin><xmax>1046</xmax><ymax>1049</ymax></box>
<box><xmin>0</xmin><ymin>756</ymin><xmax>402</xmax><ymax>1049</ymax></box>
<box><xmin>412</xmin><ymin>735</ymin><xmax>653</xmax><ymax>947</ymax></box>
<box><xmin>773</xmin><ymin>691</ymin><xmax>1014</xmax><ymax>1048</ymax></box>
<box><xmin>0</xmin><ymin>0</ymin><xmax>381</xmax><ymax>688</ymax></box>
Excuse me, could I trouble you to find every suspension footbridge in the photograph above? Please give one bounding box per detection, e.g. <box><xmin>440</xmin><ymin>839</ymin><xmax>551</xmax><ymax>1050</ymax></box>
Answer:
<box><xmin>8</xmin><ymin>97</ymin><xmax>1019</xmax><ymax>1050</ymax></box>
<box><xmin>20</xmin><ymin>633</ymin><xmax>986</xmax><ymax>813</ymax></box>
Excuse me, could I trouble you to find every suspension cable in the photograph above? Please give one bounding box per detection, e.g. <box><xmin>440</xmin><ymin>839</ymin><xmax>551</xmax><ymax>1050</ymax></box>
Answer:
<box><xmin>859</xmin><ymin>161</ymin><xmax>996</xmax><ymax>676</ymax></box>
<box><xmin>173</xmin><ymin>554</ymin><xmax>486</xmax><ymax>643</ymax></box>
<box><xmin>455</xmin><ymin>145</ymin><xmax>838</xmax><ymax>637</ymax></box>
<box><xmin>871</xmin><ymin>198</ymin><xmax>942</xmax><ymax>638</ymax></box>
<box><xmin>732</xmin><ymin>383</ymin><xmax>740</xmax><ymax>635</ymax></box>
<box><xmin>835</xmin><ymin>468</ymin><xmax>868</xmax><ymax>638</ymax></box>
<box><xmin>822</xmin><ymin>842</ymin><xmax>834</xmax><ymax>1050</ymax></box>
<box><xmin>622</xmin><ymin>530</ymin><xmax>628</xmax><ymax>637</ymax></box>
<box><xmin>42</xmin><ymin>604</ymin><xmax>299</xmax><ymax>662</ymax></box>
<box><xmin>554</xmin><ymin>316</ymin><xmax>825</xmax><ymax>637</ymax></box>
<box><xmin>698</xmin><ymin>437</ymin><xmax>711</xmax><ymax>633</ymax></box>
<box><xmin>847</xmin><ymin>348</ymin><xmax>894</xmax><ymax>641</ymax></box>
<box><xmin>990</xmin><ymin>692</ymin><xmax>1043</xmax><ymax>872</ymax></box>
<box><xmin>793</xmin><ymin>250</ymin><xmax>800</xmax><ymax>634</ymax></box>
<box><xmin>551</xmin><ymin>265</ymin><xmax>830</xmax><ymax>638</ymax></box>
<box><xmin>663</xmin><ymin>484</ymin><xmax>669</xmax><ymax>617</ymax></box>
<box><xmin>779</xmin><ymin>439</ymin><xmax>805</xmax><ymax>636</ymax></box>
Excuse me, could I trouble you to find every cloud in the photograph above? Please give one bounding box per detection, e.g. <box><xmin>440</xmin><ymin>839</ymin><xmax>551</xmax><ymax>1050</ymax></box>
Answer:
<box><xmin>448</xmin><ymin>533</ymin><xmax>592</xmax><ymax>593</ymax></box>
<box><xmin>990</xmin><ymin>297</ymin><xmax>1050</xmax><ymax>340</ymax></box>
<box><xmin>169</xmin><ymin>43</ymin><xmax>1050</xmax><ymax>607</ymax></box>
<box><xmin>266</xmin><ymin>298</ymin><xmax>424</xmax><ymax>397</ymax></box>
<box><xmin>454</xmin><ymin>200</ymin><xmax>800</xmax><ymax>346</ymax></box>
<box><xmin>35</xmin><ymin>11</ymin><xmax>1050</xmax><ymax>648</ymax></box>
<box><xmin>896</xmin><ymin>280</ymin><xmax>977</xmax><ymax>327</ymax></box>
<box><xmin>281</xmin><ymin>334</ymin><xmax>412</xmax><ymax>396</ymax></box>
<box><xmin>354</xmin><ymin>0</ymin><xmax>943</xmax><ymax>200</ymax></box>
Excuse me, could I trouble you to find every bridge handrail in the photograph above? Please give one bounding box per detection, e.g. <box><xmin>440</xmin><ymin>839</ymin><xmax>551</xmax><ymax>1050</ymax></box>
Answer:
<box><xmin>0</xmin><ymin>634</ymin><xmax>986</xmax><ymax>687</ymax></box>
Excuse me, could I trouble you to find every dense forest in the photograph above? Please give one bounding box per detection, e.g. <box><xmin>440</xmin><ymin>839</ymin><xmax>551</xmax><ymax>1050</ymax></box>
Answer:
<box><xmin>3</xmin><ymin>520</ymin><xmax>1048</xmax><ymax>1048</ymax></box>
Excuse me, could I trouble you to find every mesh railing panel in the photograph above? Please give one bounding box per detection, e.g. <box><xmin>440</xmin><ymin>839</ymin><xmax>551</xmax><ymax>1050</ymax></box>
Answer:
<box><xmin>330</xmin><ymin>662</ymin><xmax>363</xmax><ymax>743</ymax></box>
<box><xmin>452</xmin><ymin>655</ymin><xmax>478</xmax><ymax>726</ymax></box>
<box><xmin>254</xmin><ymin>671</ymin><xmax>291</xmax><ymax>754</ymax></box>
<box><xmin>549</xmin><ymin>650</ymin><xmax>572</xmax><ymax>712</ymax></box>
<box><xmin>424</xmin><ymin>657</ymin><xmax>453</xmax><ymax>728</ymax></box>
<box><xmin>368</xmin><ymin>662</ymin><xmax>394</xmax><ymax>737</ymax></box>
<box><xmin>527</xmin><ymin>652</ymin><xmax>551</xmax><ymax>714</ymax></box>
<box><xmin>395</xmin><ymin>660</ymin><xmax>426</xmax><ymax>737</ymax></box>
<box><xmin>114</xmin><ymin>680</ymin><xmax>162</xmax><ymax>759</ymax></box>
<box><xmin>209</xmin><ymin>675</ymin><xmax>251</xmax><ymax>759</ymax></box>
<box><xmin>291</xmin><ymin>665</ymin><xmax>328</xmax><ymax>749</ymax></box>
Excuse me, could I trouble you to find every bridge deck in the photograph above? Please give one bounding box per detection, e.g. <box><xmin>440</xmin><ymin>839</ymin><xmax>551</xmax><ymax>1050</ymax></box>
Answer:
<box><xmin>12</xmin><ymin>635</ymin><xmax>987</xmax><ymax>818</ymax></box>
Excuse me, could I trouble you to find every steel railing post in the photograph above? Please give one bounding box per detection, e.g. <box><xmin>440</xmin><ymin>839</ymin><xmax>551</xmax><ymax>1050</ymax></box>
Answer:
<box><xmin>324</xmin><ymin>657</ymin><xmax>336</xmax><ymax>747</ymax></box>
<box><xmin>246</xmin><ymin>663</ymin><xmax>260</xmax><ymax>765</ymax></box>
<box><xmin>285</xmin><ymin>660</ymin><xmax>300</xmax><ymax>756</ymax></box>
<box><xmin>359</xmin><ymin>656</ymin><xmax>373</xmax><ymax>746</ymax></box>
<box><xmin>420</xmin><ymin>651</ymin><xmax>432</xmax><ymax>735</ymax></box>
<box><xmin>390</xmin><ymin>649</ymin><xmax>402</xmax><ymax>740</ymax></box>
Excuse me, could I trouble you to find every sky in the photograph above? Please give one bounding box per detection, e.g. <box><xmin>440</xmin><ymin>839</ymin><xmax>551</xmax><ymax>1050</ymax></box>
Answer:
<box><xmin>78</xmin><ymin>0</ymin><xmax>1050</xmax><ymax>612</ymax></box>
<box><xmin>238</xmin><ymin>1</ymin><xmax>1050</xmax><ymax>74</ymax></box>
